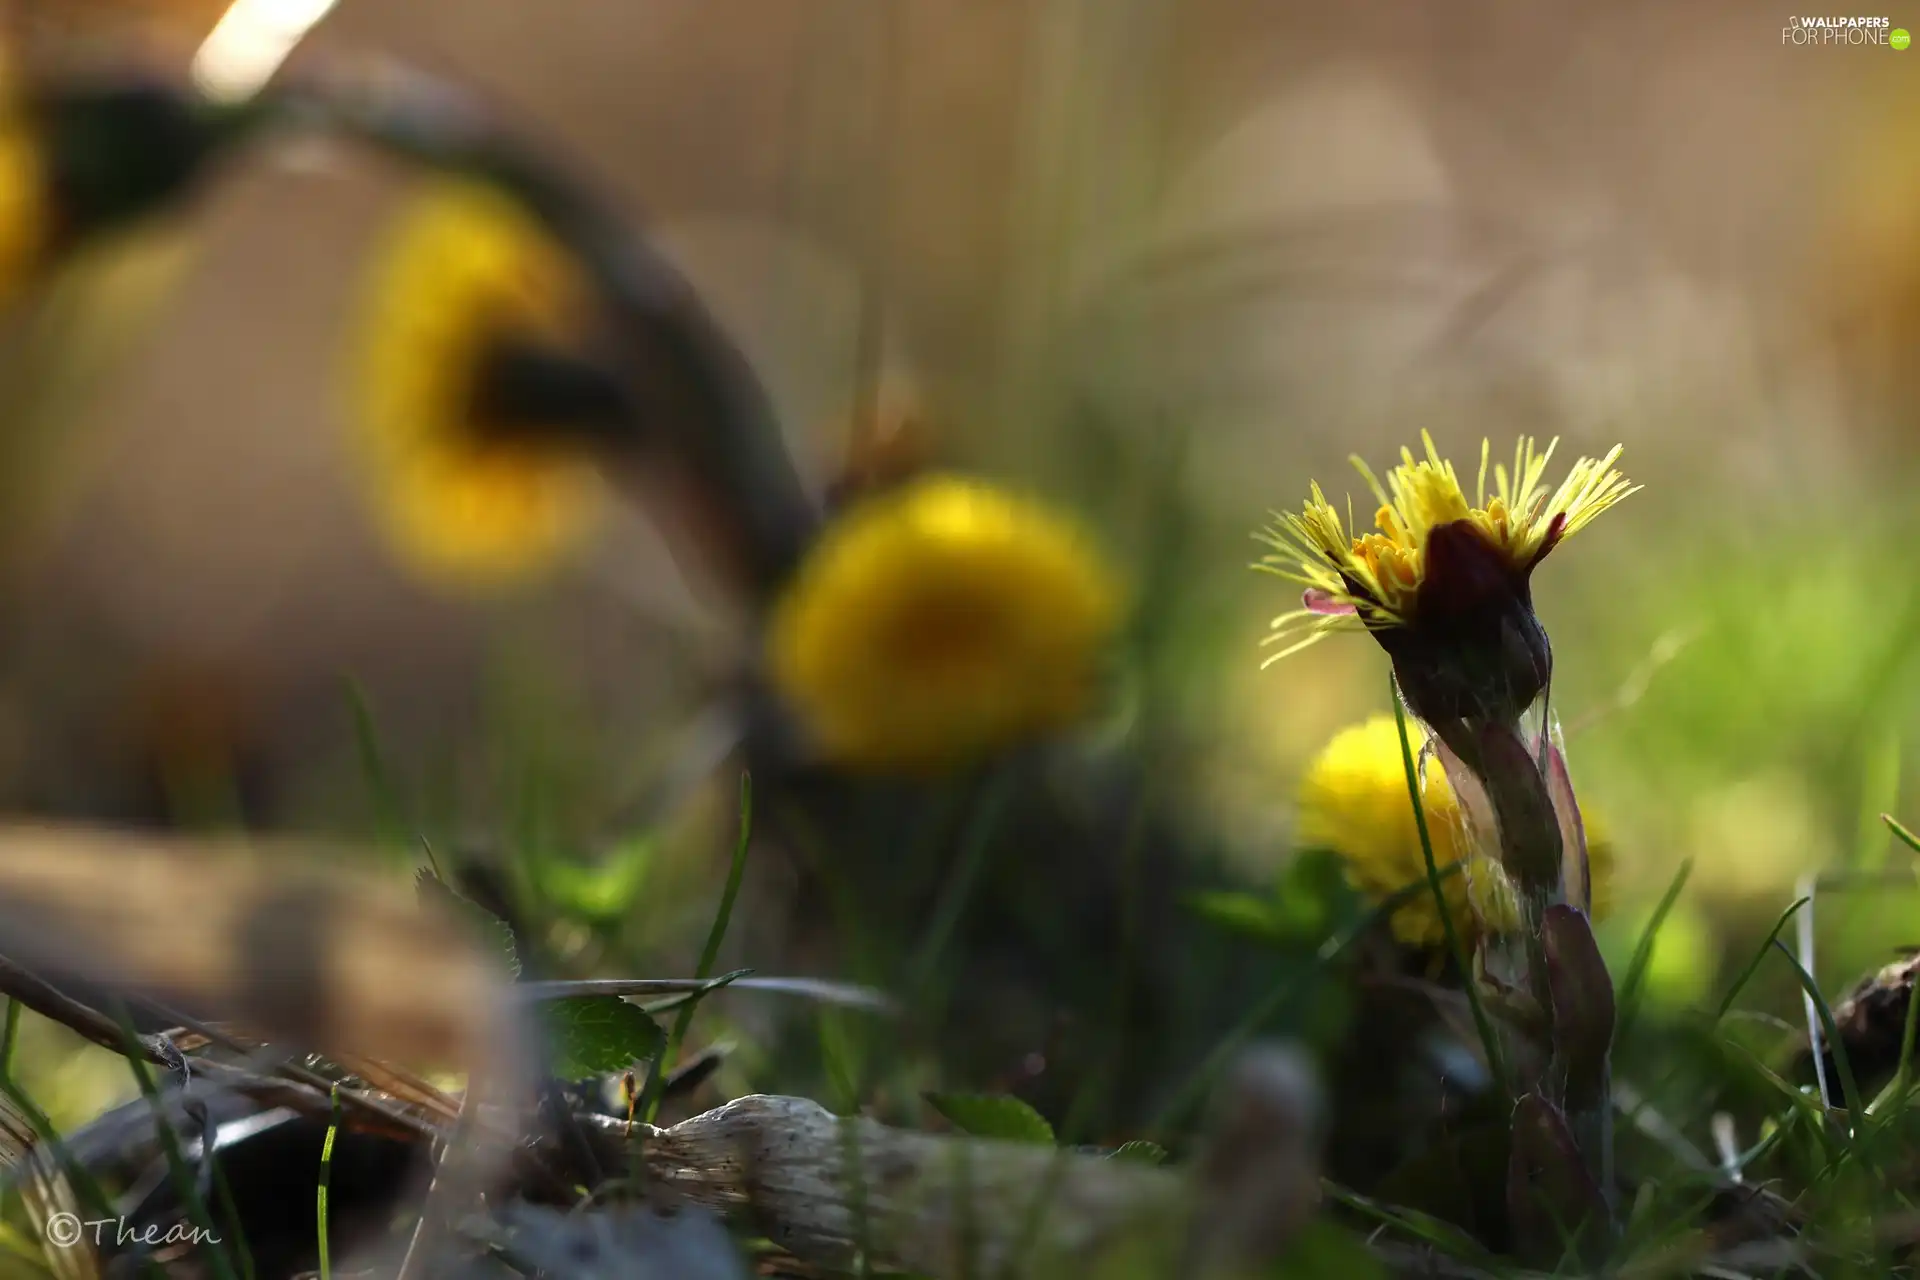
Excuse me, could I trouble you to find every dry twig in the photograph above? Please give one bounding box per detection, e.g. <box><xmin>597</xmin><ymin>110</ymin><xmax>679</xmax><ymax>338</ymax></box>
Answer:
<box><xmin>577</xmin><ymin>1048</ymin><xmax>1322</xmax><ymax>1278</ymax></box>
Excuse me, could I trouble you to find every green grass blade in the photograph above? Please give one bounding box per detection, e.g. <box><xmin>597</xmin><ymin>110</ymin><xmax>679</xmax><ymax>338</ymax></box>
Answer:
<box><xmin>113</xmin><ymin>1020</ymin><xmax>239</xmax><ymax>1280</ymax></box>
<box><xmin>996</xmin><ymin>1141</ymin><xmax>1077</xmax><ymax>1280</ymax></box>
<box><xmin>1897</xmin><ymin>977</ymin><xmax>1920</xmax><ymax>1094</ymax></box>
<box><xmin>1771</xmin><ymin>940</ymin><xmax>1866</xmax><ymax>1128</ymax></box>
<box><xmin>317</xmin><ymin>1085</ymin><xmax>340</xmax><ymax>1280</ymax></box>
<box><xmin>1885</xmin><ymin>812</ymin><xmax>1920</xmax><ymax>857</ymax></box>
<box><xmin>1392</xmin><ymin>680</ymin><xmax>1508</xmax><ymax>1094</ymax></box>
<box><xmin>1323</xmin><ymin>1180</ymin><xmax>1503</xmax><ymax>1268</ymax></box>
<box><xmin>908</xmin><ymin>765</ymin><xmax>1018</xmax><ymax>1000</ymax></box>
<box><xmin>839</xmin><ymin>1112</ymin><xmax>875</xmax><ymax>1280</ymax></box>
<box><xmin>205</xmin><ymin>1135</ymin><xmax>255</xmax><ymax>1280</ymax></box>
<box><xmin>1854</xmin><ymin>730</ymin><xmax>1902</xmax><ymax>867</ymax></box>
<box><xmin>642</xmin><ymin>771</ymin><xmax>753</xmax><ymax>1124</ymax></box>
<box><xmin>1150</xmin><ymin>861</ymin><xmax>1463</xmax><ymax>1136</ymax></box>
<box><xmin>0</xmin><ymin>1222</ymin><xmax>56</xmax><ymax>1277</ymax></box>
<box><xmin>1864</xmin><ymin>976</ymin><xmax>1920</xmax><ymax>1121</ymax></box>
<box><xmin>1789</xmin><ymin>873</ymin><xmax>1841</xmax><ymax>1119</ymax></box>
<box><xmin>1713</xmin><ymin>1033</ymin><xmax>1833</xmax><ymax>1145</ymax></box>
<box><xmin>1711</xmin><ymin>896</ymin><xmax>1811</xmax><ymax>1023</ymax></box>
<box><xmin>1614</xmin><ymin>859</ymin><xmax>1693</xmax><ymax>1044</ymax></box>
<box><xmin>0</xmin><ymin>1000</ymin><xmax>19</xmax><ymax>1078</ymax></box>
<box><xmin>0</xmin><ymin>1046</ymin><xmax>159</xmax><ymax>1279</ymax></box>
<box><xmin>345</xmin><ymin>681</ymin><xmax>408</xmax><ymax>851</ymax></box>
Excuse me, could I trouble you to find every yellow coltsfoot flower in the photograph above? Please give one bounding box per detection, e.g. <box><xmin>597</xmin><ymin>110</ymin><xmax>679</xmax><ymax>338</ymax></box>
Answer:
<box><xmin>0</xmin><ymin>117</ymin><xmax>44</xmax><ymax>305</ymax></box>
<box><xmin>767</xmin><ymin>474</ymin><xmax>1125</xmax><ymax>773</ymax></box>
<box><xmin>351</xmin><ymin>180</ymin><xmax>632</xmax><ymax>589</ymax></box>
<box><xmin>1258</xmin><ymin>433</ymin><xmax>1635</xmax><ymax>725</ymax></box>
<box><xmin>0</xmin><ymin>75</ymin><xmax>220</xmax><ymax>308</ymax></box>
<box><xmin>1297</xmin><ymin>715</ymin><xmax>1613</xmax><ymax>949</ymax></box>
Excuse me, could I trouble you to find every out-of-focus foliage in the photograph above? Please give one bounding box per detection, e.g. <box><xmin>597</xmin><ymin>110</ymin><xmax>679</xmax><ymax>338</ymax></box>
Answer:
<box><xmin>0</xmin><ymin>3</ymin><xmax>1913</xmax><ymax>1277</ymax></box>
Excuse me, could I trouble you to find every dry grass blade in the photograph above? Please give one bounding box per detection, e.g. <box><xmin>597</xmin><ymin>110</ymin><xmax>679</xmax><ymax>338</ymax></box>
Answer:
<box><xmin>166</xmin><ymin>1022</ymin><xmax>468</xmax><ymax>1126</ymax></box>
<box><xmin>329</xmin><ymin>1054</ymin><xmax>466</xmax><ymax>1123</ymax></box>
<box><xmin>516</xmin><ymin>975</ymin><xmax>896</xmax><ymax>1013</ymax></box>
<box><xmin>0</xmin><ymin>1092</ymin><xmax>31</xmax><ymax>1172</ymax></box>
<box><xmin>18</xmin><ymin>1172</ymin><xmax>96</xmax><ymax>1280</ymax></box>
<box><xmin>0</xmin><ymin>1088</ymin><xmax>99</xmax><ymax>1280</ymax></box>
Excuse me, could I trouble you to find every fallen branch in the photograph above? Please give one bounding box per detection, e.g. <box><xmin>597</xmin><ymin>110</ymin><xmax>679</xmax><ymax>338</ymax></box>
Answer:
<box><xmin>633</xmin><ymin>1093</ymin><xmax>1185</xmax><ymax>1274</ymax></box>
<box><xmin>599</xmin><ymin>1047</ymin><xmax>1321</xmax><ymax>1278</ymax></box>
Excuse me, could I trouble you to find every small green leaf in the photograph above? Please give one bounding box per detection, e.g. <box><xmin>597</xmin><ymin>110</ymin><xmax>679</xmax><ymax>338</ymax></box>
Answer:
<box><xmin>1325</xmin><ymin>1180</ymin><xmax>1500</xmax><ymax>1269</ymax></box>
<box><xmin>415</xmin><ymin>870</ymin><xmax>521</xmax><ymax>978</ymax></box>
<box><xmin>1109</xmin><ymin>1139</ymin><xmax>1168</xmax><ymax>1165</ymax></box>
<box><xmin>1187</xmin><ymin>851</ymin><xmax>1365</xmax><ymax>948</ymax></box>
<box><xmin>924</xmin><ymin>1093</ymin><xmax>1055</xmax><ymax>1145</ymax></box>
<box><xmin>1266</xmin><ymin>1220</ymin><xmax>1388</xmax><ymax>1280</ymax></box>
<box><xmin>1271</xmin><ymin>847</ymin><xmax>1365</xmax><ymax>938</ymax></box>
<box><xmin>536</xmin><ymin>836</ymin><xmax>654</xmax><ymax>925</ymax></box>
<box><xmin>347</xmin><ymin>682</ymin><xmax>407</xmax><ymax>852</ymax></box>
<box><xmin>1186</xmin><ymin>891</ymin><xmax>1286</xmax><ymax>943</ymax></box>
<box><xmin>543</xmin><ymin>997</ymin><xmax>665</xmax><ymax>1080</ymax></box>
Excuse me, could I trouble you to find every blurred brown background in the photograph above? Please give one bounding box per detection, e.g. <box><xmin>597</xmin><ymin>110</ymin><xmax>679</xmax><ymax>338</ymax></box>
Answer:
<box><xmin>1</xmin><ymin>0</ymin><xmax>1917</xmax><ymax>941</ymax></box>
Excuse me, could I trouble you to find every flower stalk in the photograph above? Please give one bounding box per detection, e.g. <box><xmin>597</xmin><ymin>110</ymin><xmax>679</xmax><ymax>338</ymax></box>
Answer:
<box><xmin>1408</xmin><ymin>646</ymin><xmax>1617</xmax><ymax>1265</ymax></box>
<box><xmin>1262</xmin><ymin>434</ymin><xmax>1634</xmax><ymax>1264</ymax></box>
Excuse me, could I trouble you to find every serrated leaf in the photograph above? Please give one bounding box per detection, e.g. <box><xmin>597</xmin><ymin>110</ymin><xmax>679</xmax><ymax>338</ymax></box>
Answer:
<box><xmin>1109</xmin><ymin>1139</ymin><xmax>1168</xmax><ymax>1165</ymax></box>
<box><xmin>543</xmin><ymin>997</ymin><xmax>665</xmax><ymax>1080</ymax></box>
<box><xmin>924</xmin><ymin>1092</ymin><xmax>1055</xmax><ymax>1145</ymax></box>
<box><xmin>415</xmin><ymin>869</ymin><xmax>521</xmax><ymax>978</ymax></box>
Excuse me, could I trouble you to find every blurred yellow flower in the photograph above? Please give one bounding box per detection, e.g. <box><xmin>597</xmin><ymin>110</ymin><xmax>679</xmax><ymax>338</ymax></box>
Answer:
<box><xmin>1297</xmin><ymin>715</ymin><xmax>1613</xmax><ymax>948</ymax></box>
<box><xmin>352</xmin><ymin>180</ymin><xmax>605</xmax><ymax>588</ymax></box>
<box><xmin>768</xmin><ymin>474</ymin><xmax>1125</xmax><ymax>772</ymax></box>
<box><xmin>1259</xmin><ymin>433</ymin><xmax>1635</xmax><ymax>663</ymax></box>
<box><xmin>0</xmin><ymin>93</ymin><xmax>50</xmax><ymax>305</ymax></box>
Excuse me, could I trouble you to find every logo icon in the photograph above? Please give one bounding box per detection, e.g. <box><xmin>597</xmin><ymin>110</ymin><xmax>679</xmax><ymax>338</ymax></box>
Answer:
<box><xmin>1894</xmin><ymin>26</ymin><xmax>1912</xmax><ymax>47</ymax></box>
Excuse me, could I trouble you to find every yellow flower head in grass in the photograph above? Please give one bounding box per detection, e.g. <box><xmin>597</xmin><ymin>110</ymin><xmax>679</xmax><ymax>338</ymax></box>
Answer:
<box><xmin>768</xmin><ymin>474</ymin><xmax>1125</xmax><ymax>773</ymax></box>
<box><xmin>1298</xmin><ymin>715</ymin><xmax>1613</xmax><ymax>948</ymax></box>
<box><xmin>1259</xmin><ymin>433</ymin><xmax>1635</xmax><ymax>724</ymax></box>
<box><xmin>353</xmin><ymin>181</ymin><xmax>614</xmax><ymax>588</ymax></box>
